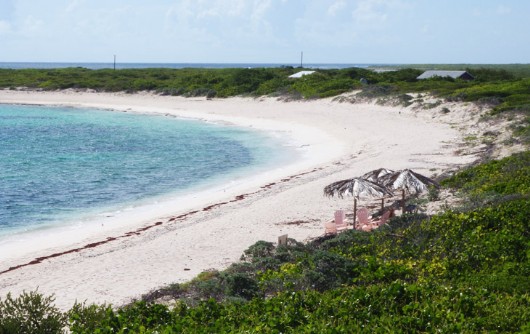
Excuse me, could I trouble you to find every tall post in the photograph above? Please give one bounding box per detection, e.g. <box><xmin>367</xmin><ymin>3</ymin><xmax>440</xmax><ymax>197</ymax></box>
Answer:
<box><xmin>402</xmin><ymin>189</ymin><xmax>406</xmax><ymax>213</ymax></box>
<box><xmin>113</xmin><ymin>55</ymin><xmax>116</xmax><ymax>70</ymax></box>
<box><xmin>300</xmin><ymin>51</ymin><xmax>303</xmax><ymax>68</ymax></box>
<box><xmin>353</xmin><ymin>198</ymin><xmax>357</xmax><ymax>229</ymax></box>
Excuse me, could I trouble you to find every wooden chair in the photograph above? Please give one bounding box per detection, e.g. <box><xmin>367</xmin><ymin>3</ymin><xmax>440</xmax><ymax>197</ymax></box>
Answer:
<box><xmin>334</xmin><ymin>210</ymin><xmax>348</xmax><ymax>231</ymax></box>
<box><xmin>356</xmin><ymin>207</ymin><xmax>370</xmax><ymax>229</ymax></box>
<box><xmin>370</xmin><ymin>210</ymin><xmax>391</xmax><ymax>227</ymax></box>
<box><xmin>324</xmin><ymin>221</ymin><xmax>337</xmax><ymax>235</ymax></box>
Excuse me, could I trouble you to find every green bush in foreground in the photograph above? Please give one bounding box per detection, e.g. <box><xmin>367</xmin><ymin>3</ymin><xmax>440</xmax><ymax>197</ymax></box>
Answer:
<box><xmin>0</xmin><ymin>291</ymin><xmax>66</xmax><ymax>334</ymax></box>
<box><xmin>66</xmin><ymin>281</ymin><xmax>529</xmax><ymax>333</ymax></box>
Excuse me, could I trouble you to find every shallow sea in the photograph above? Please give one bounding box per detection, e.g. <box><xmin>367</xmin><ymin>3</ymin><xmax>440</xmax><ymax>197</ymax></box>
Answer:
<box><xmin>0</xmin><ymin>104</ymin><xmax>294</xmax><ymax>240</ymax></box>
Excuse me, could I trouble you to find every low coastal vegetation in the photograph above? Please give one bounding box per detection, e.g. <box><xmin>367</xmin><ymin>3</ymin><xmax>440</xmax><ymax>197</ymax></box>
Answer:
<box><xmin>1</xmin><ymin>66</ymin><xmax>529</xmax><ymax>332</ymax></box>
<box><xmin>1</xmin><ymin>152</ymin><xmax>528</xmax><ymax>333</ymax></box>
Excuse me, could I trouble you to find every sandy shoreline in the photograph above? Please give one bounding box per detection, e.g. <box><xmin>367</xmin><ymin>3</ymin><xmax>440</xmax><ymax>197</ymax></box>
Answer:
<box><xmin>0</xmin><ymin>90</ymin><xmax>479</xmax><ymax>310</ymax></box>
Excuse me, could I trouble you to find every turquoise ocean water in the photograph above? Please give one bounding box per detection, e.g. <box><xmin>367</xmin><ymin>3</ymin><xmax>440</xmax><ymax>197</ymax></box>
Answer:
<box><xmin>0</xmin><ymin>104</ymin><xmax>293</xmax><ymax>239</ymax></box>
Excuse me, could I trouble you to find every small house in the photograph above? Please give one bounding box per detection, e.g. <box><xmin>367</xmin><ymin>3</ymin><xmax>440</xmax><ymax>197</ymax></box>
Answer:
<box><xmin>417</xmin><ymin>70</ymin><xmax>474</xmax><ymax>80</ymax></box>
<box><xmin>288</xmin><ymin>71</ymin><xmax>316</xmax><ymax>79</ymax></box>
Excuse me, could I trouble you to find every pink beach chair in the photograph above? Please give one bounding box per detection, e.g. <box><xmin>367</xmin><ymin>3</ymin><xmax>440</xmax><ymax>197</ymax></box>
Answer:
<box><xmin>334</xmin><ymin>210</ymin><xmax>348</xmax><ymax>231</ymax></box>
<box><xmin>357</xmin><ymin>207</ymin><xmax>392</xmax><ymax>231</ymax></box>
<box><xmin>361</xmin><ymin>224</ymin><xmax>373</xmax><ymax>232</ymax></box>
<box><xmin>370</xmin><ymin>210</ymin><xmax>391</xmax><ymax>227</ymax></box>
<box><xmin>324</xmin><ymin>221</ymin><xmax>337</xmax><ymax>235</ymax></box>
<box><xmin>356</xmin><ymin>207</ymin><xmax>370</xmax><ymax>230</ymax></box>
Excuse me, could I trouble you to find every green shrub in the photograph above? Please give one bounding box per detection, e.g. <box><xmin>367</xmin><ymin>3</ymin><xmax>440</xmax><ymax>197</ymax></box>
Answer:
<box><xmin>77</xmin><ymin>282</ymin><xmax>530</xmax><ymax>332</ymax></box>
<box><xmin>441</xmin><ymin>151</ymin><xmax>530</xmax><ymax>197</ymax></box>
<box><xmin>223</xmin><ymin>273</ymin><xmax>259</xmax><ymax>299</ymax></box>
<box><xmin>302</xmin><ymin>250</ymin><xmax>359</xmax><ymax>291</ymax></box>
<box><xmin>240</xmin><ymin>240</ymin><xmax>275</xmax><ymax>262</ymax></box>
<box><xmin>357</xmin><ymin>84</ymin><xmax>396</xmax><ymax>98</ymax></box>
<box><xmin>67</xmin><ymin>302</ymin><xmax>114</xmax><ymax>334</ymax></box>
<box><xmin>0</xmin><ymin>291</ymin><xmax>66</xmax><ymax>334</ymax></box>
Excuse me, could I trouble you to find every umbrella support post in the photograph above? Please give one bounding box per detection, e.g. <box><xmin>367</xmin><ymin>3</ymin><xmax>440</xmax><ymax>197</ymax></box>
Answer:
<box><xmin>353</xmin><ymin>198</ymin><xmax>357</xmax><ymax>229</ymax></box>
<box><xmin>401</xmin><ymin>189</ymin><xmax>405</xmax><ymax>214</ymax></box>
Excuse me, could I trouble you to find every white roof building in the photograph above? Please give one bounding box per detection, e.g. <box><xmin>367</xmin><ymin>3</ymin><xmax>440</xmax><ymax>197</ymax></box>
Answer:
<box><xmin>417</xmin><ymin>70</ymin><xmax>474</xmax><ymax>80</ymax></box>
<box><xmin>288</xmin><ymin>71</ymin><xmax>316</xmax><ymax>79</ymax></box>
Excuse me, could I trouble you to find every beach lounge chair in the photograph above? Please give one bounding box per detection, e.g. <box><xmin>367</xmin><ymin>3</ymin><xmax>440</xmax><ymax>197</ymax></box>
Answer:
<box><xmin>324</xmin><ymin>221</ymin><xmax>337</xmax><ymax>235</ymax></box>
<box><xmin>356</xmin><ymin>207</ymin><xmax>370</xmax><ymax>229</ymax></box>
<box><xmin>370</xmin><ymin>210</ymin><xmax>391</xmax><ymax>227</ymax></box>
<box><xmin>334</xmin><ymin>210</ymin><xmax>348</xmax><ymax>231</ymax></box>
<box><xmin>361</xmin><ymin>224</ymin><xmax>373</xmax><ymax>232</ymax></box>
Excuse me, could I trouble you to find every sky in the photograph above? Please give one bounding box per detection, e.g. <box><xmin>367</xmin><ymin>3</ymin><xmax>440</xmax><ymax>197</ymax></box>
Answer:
<box><xmin>0</xmin><ymin>0</ymin><xmax>529</xmax><ymax>64</ymax></box>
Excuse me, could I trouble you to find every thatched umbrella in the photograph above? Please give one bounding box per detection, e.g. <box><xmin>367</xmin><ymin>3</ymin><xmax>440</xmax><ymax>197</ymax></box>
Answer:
<box><xmin>379</xmin><ymin>169</ymin><xmax>439</xmax><ymax>212</ymax></box>
<box><xmin>324</xmin><ymin>177</ymin><xmax>393</xmax><ymax>228</ymax></box>
<box><xmin>362</xmin><ymin>168</ymin><xmax>395</xmax><ymax>210</ymax></box>
<box><xmin>362</xmin><ymin>168</ymin><xmax>394</xmax><ymax>183</ymax></box>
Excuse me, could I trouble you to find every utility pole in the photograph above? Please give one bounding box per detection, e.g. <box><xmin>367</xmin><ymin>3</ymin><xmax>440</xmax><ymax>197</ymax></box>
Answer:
<box><xmin>113</xmin><ymin>55</ymin><xmax>116</xmax><ymax>70</ymax></box>
<box><xmin>300</xmin><ymin>51</ymin><xmax>303</xmax><ymax>68</ymax></box>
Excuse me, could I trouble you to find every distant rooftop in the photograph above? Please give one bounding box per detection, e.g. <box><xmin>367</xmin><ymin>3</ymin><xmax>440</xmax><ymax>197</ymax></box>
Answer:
<box><xmin>288</xmin><ymin>70</ymin><xmax>316</xmax><ymax>79</ymax></box>
<box><xmin>417</xmin><ymin>70</ymin><xmax>474</xmax><ymax>80</ymax></box>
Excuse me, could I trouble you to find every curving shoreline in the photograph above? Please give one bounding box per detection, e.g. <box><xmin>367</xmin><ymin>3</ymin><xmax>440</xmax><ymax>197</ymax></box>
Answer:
<box><xmin>0</xmin><ymin>90</ymin><xmax>479</xmax><ymax>310</ymax></box>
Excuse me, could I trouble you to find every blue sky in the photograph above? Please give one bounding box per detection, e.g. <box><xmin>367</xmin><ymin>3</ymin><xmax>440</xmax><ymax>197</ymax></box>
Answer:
<box><xmin>0</xmin><ymin>0</ymin><xmax>528</xmax><ymax>64</ymax></box>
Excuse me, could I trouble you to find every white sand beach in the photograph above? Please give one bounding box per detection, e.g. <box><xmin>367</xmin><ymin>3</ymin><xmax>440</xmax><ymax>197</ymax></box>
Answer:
<box><xmin>0</xmin><ymin>90</ymin><xmax>482</xmax><ymax>310</ymax></box>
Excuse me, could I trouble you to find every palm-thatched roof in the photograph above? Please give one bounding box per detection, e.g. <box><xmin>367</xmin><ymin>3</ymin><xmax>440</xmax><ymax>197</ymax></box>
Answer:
<box><xmin>324</xmin><ymin>177</ymin><xmax>393</xmax><ymax>199</ymax></box>
<box><xmin>380</xmin><ymin>169</ymin><xmax>439</xmax><ymax>195</ymax></box>
<box><xmin>361</xmin><ymin>168</ymin><xmax>394</xmax><ymax>183</ymax></box>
